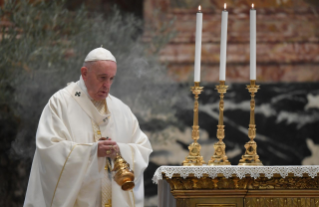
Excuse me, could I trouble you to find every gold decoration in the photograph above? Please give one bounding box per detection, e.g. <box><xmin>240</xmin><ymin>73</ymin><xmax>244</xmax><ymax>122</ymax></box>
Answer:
<box><xmin>208</xmin><ymin>81</ymin><xmax>231</xmax><ymax>166</ymax></box>
<box><xmin>238</xmin><ymin>80</ymin><xmax>263</xmax><ymax>166</ymax></box>
<box><xmin>176</xmin><ymin>198</ymin><xmax>190</xmax><ymax>207</ymax></box>
<box><xmin>182</xmin><ymin>82</ymin><xmax>206</xmax><ymax>166</ymax></box>
<box><xmin>112</xmin><ymin>154</ymin><xmax>135</xmax><ymax>191</ymax></box>
<box><xmin>104</xmin><ymin>199</ymin><xmax>112</xmax><ymax>207</ymax></box>
<box><xmin>163</xmin><ymin>172</ymin><xmax>319</xmax><ymax>207</ymax></box>
<box><xmin>244</xmin><ymin>197</ymin><xmax>319</xmax><ymax>207</ymax></box>
<box><xmin>164</xmin><ymin>174</ymin><xmax>319</xmax><ymax>190</ymax></box>
<box><xmin>251</xmin><ymin>176</ymin><xmax>319</xmax><ymax>190</ymax></box>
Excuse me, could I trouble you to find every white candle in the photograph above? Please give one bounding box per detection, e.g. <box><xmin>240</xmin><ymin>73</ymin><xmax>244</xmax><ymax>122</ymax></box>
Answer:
<box><xmin>194</xmin><ymin>5</ymin><xmax>203</xmax><ymax>82</ymax></box>
<box><xmin>250</xmin><ymin>3</ymin><xmax>256</xmax><ymax>80</ymax></box>
<box><xmin>219</xmin><ymin>3</ymin><xmax>228</xmax><ymax>81</ymax></box>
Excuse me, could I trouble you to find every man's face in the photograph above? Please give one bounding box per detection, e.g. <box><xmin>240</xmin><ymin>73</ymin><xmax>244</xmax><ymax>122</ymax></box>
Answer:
<box><xmin>81</xmin><ymin>60</ymin><xmax>117</xmax><ymax>101</ymax></box>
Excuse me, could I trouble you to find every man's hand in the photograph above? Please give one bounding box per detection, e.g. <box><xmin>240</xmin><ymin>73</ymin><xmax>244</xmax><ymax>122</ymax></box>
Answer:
<box><xmin>97</xmin><ymin>137</ymin><xmax>120</xmax><ymax>158</ymax></box>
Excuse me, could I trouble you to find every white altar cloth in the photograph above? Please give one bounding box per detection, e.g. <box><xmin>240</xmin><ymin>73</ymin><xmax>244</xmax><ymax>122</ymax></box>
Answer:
<box><xmin>153</xmin><ymin>165</ymin><xmax>319</xmax><ymax>184</ymax></box>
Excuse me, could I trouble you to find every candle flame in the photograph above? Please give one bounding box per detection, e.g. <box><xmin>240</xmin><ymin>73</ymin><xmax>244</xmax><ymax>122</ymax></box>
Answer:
<box><xmin>224</xmin><ymin>3</ymin><xmax>227</xmax><ymax>10</ymax></box>
<box><xmin>198</xmin><ymin>5</ymin><xmax>201</xmax><ymax>11</ymax></box>
<box><xmin>252</xmin><ymin>3</ymin><xmax>254</xmax><ymax>9</ymax></box>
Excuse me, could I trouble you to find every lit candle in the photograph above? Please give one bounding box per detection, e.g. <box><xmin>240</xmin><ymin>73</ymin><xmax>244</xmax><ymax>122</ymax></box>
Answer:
<box><xmin>250</xmin><ymin>3</ymin><xmax>256</xmax><ymax>80</ymax></box>
<box><xmin>219</xmin><ymin>3</ymin><xmax>228</xmax><ymax>81</ymax></box>
<box><xmin>194</xmin><ymin>5</ymin><xmax>203</xmax><ymax>82</ymax></box>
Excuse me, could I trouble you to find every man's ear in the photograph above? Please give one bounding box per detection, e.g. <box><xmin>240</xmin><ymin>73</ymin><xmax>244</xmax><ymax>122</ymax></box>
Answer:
<box><xmin>81</xmin><ymin>67</ymin><xmax>88</xmax><ymax>80</ymax></box>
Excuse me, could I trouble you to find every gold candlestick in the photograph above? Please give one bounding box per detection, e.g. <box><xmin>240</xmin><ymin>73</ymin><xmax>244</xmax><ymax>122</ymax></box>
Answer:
<box><xmin>208</xmin><ymin>81</ymin><xmax>231</xmax><ymax>166</ymax></box>
<box><xmin>238</xmin><ymin>80</ymin><xmax>263</xmax><ymax>166</ymax></box>
<box><xmin>182</xmin><ymin>82</ymin><xmax>206</xmax><ymax>166</ymax></box>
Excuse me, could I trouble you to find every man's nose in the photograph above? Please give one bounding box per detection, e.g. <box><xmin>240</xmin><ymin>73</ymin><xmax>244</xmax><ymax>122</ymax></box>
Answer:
<box><xmin>103</xmin><ymin>80</ymin><xmax>112</xmax><ymax>88</ymax></box>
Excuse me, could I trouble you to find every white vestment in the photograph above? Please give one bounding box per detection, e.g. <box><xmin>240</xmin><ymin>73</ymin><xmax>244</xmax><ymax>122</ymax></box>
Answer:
<box><xmin>24</xmin><ymin>79</ymin><xmax>153</xmax><ymax>207</ymax></box>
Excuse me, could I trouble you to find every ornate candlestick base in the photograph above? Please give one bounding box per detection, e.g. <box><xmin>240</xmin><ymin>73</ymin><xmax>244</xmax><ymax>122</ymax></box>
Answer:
<box><xmin>238</xmin><ymin>80</ymin><xmax>263</xmax><ymax>166</ymax></box>
<box><xmin>238</xmin><ymin>140</ymin><xmax>263</xmax><ymax>166</ymax></box>
<box><xmin>208</xmin><ymin>81</ymin><xmax>230</xmax><ymax>166</ymax></box>
<box><xmin>182</xmin><ymin>141</ymin><xmax>205</xmax><ymax>166</ymax></box>
<box><xmin>182</xmin><ymin>82</ymin><xmax>206</xmax><ymax>166</ymax></box>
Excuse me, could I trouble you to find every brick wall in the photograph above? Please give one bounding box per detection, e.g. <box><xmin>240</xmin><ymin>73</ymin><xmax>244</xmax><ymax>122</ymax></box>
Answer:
<box><xmin>144</xmin><ymin>0</ymin><xmax>319</xmax><ymax>82</ymax></box>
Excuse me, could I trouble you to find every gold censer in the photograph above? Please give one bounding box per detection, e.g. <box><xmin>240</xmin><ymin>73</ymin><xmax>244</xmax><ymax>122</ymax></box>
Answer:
<box><xmin>238</xmin><ymin>80</ymin><xmax>263</xmax><ymax>166</ymax></box>
<box><xmin>208</xmin><ymin>81</ymin><xmax>231</xmax><ymax>165</ymax></box>
<box><xmin>112</xmin><ymin>154</ymin><xmax>135</xmax><ymax>191</ymax></box>
<box><xmin>182</xmin><ymin>82</ymin><xmax>205</xmax><ymax>166</ymax></box>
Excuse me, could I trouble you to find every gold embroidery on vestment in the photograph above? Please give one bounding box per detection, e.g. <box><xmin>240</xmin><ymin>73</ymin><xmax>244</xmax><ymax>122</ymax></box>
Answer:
<box><xmin>50</xmin><ymin>144</ymin><xmax>78</xmax><ymax>207</ymax></box>
<box><xmin>104</xmin><ymin>199</ymin><xmax>112</xmax><ymax>207</ymax></box>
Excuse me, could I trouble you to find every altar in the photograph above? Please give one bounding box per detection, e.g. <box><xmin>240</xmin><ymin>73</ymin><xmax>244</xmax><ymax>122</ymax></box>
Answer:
<box><xmin>150</xmin><ymin>2</ymin><xmax>319</xmax><ymax>207</ymax></box>
<box><xmin>153</xmin><ymin>166</ymin><xmax>319</xmax><ymax>207</ymax></box>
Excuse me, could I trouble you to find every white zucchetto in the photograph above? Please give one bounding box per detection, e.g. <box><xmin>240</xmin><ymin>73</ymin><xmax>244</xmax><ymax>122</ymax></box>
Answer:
<box><xmin>84</xmin><ymin>47</ymin><xmax>116</xmax><ymax>63</ymax></box>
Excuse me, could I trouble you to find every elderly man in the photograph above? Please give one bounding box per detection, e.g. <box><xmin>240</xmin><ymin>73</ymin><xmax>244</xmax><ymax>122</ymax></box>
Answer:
<box><xmin>24</xmin><ymin>48</ymin><xmax>153</xmax><ymax>207</ymax></box>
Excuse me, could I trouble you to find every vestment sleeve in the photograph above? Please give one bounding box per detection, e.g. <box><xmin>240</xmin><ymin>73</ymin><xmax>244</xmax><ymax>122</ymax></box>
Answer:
<box><xmin>116</xmin><ymin>107</ymin><xmax>153</xmax><ymax>205</ymax></box>
<box><xmin>24</xmin><ymin>93</ymin><xmax>101</xmax><ymax>207</ymax></box>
